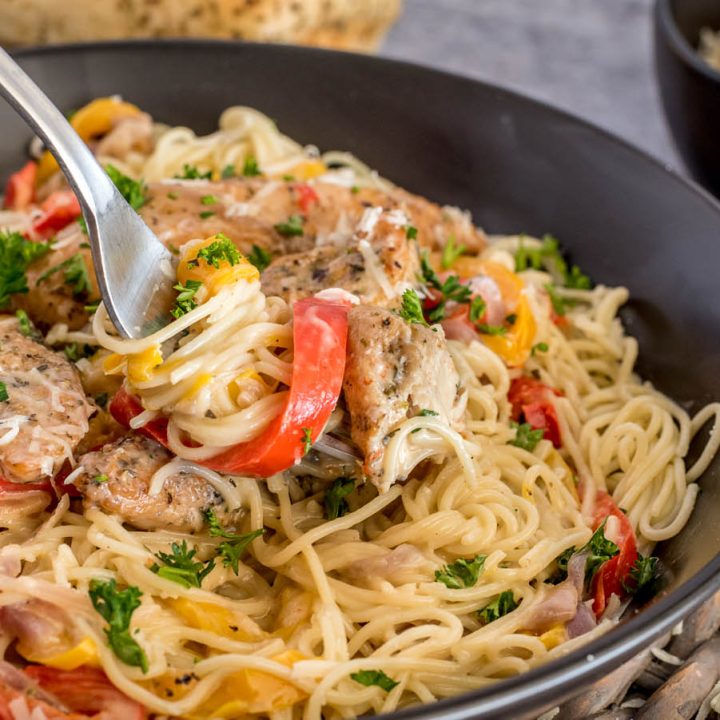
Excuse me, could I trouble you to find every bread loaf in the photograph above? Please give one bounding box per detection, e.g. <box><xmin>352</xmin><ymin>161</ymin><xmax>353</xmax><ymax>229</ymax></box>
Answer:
<box><xmin>0</xmin><ymin>0</ymin><xmax>402</xmax><ymax>52</ymax></box>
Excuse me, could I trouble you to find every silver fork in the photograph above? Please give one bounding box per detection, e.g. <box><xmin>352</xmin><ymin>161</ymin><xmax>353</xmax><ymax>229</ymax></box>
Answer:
<box><xmin>0</xmin><ymin>47</ymin><xmax>174</xmax><ymax>339</ymax></box>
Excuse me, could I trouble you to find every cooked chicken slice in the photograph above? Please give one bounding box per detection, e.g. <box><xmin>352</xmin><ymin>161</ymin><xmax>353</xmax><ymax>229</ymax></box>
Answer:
<box><xmin>343</xmin><ymin>306</ymin><xmax>465</xmax><ymax>489</ymax></box>
<box><xmin>95</xmin><ymin>112</ymin><xmax>154</xmax><ymax>159</ymax></box>
<box><xmin>0</xmin><ymin>318</ymin><xmax>92</xmax><ymax>483</ymax></box>
<box><xmin>13</xmin><ymin>222</ymin><xmax>98</xmax><ymax>331</ymax></box>
<box><xmin>75</xmin><ymin>434</ymin><xmax>238</xmax><ymax>532</ymax></box>
<box><xmin>260</xmin><ymin>208</ymin><xmax>419</xmax><ymax>306</ymax></box>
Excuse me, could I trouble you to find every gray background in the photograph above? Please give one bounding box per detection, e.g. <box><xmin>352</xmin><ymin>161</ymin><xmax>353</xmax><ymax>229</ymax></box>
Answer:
<box><xmin>381</xmin><ymin>0</ymin><xmax>682</xmax><ymax>169</ymax></box>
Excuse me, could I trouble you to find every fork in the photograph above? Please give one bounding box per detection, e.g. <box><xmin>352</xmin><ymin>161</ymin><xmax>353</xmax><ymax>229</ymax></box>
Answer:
<box><xmin>0</xmin><ymin>47</ymin><xmax>174</xmax><ymax>339</ymax></box>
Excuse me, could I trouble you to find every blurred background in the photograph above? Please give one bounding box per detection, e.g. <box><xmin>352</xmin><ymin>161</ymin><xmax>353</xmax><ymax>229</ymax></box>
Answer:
<box><xmin>0</xmin><ymin>0</ymin><xmax>680</xmax><ymax>167</ymax></box>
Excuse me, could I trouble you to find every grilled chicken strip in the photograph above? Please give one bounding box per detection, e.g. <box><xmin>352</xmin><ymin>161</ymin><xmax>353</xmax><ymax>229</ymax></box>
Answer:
<box><xmin>0</xmin><ymin>318</ymin><xmax>92</xmax><ymax>483</ymax></box>
<box><xmin>342</xmin><ymin>306</ymin><xmax>465</xmax><ymax>490</ymax></box>
<box><xmin>74</xmin><ymin>434</ymin><xmax>239</xmax><ymax>532</ymax></box>
<box><xmin>260</xmin><ymin>207</ymin><xmax>419</xmax><ymax>306</ymax></box>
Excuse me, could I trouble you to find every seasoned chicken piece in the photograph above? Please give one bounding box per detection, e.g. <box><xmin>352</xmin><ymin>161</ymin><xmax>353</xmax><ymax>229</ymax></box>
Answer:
<box><xmin>0</xmin><ymin>318</ymin><xmax>92</xmax><ymax>483</ymax></box>
<box><xmin>75</xmin><ymin>434</ymin><xmax>239</xmax><ymax>532</ymax></box>
<box><xmin>13</xmin><ymin>222</ymin><xmax>99</xmax><ymax>331</ymax></box>
<box><xmin>95</xmin><ymin>112</ymin><xmax>154</xmax><ymax>159</ymax></box>
<box><xmin>260</xmin><ymin>208</ymin><xmax>419</xmax><ymax>306</ymax></box>
<box><xmin>343</xmin><ymin>306</ymin><xmax>465</xmax><ymax>489</ymax></box>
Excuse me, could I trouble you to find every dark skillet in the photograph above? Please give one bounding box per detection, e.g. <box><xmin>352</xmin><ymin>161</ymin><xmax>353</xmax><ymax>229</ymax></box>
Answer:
<box><xmin>4</xmin><ymin>41</ymin><xmax>720</xmax><ymax>720</ymax></box>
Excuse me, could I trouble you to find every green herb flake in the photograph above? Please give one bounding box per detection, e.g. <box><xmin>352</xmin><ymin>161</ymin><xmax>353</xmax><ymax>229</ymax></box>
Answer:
<box><xmin>94</xmin><ymin>392</ymin><xmax>109</xmax><ymax>409</ymax></box>
<box><xmin>477</xmin><ymin>590</ymin><xmax>518</xmax><ymax>624</ymax></box>
<box><xmin>199</xmin><ymin>210</ymin><xmax>216</xmax><ymax>219</ymax></box>
<box><xmin>351</xmin><ymin>185</ymin><xmax>361</xmax><ymax>194</ymax></box>
<box><xmin>0</xmin><ymin>231</ymin><xmax>51</xmax><ymax>308</ymax></box>
<box><xmin>435</xmin><ymin>555</ymin><xmax>486</xmax><ymax>589</ymax></box>
<box><xmin>350</xmin><ymin>670</ymin><xmax>398</xmax><ymax>692</ymax></box>
<box><xmin>176</xmin><ymin>164</ymin><xmax>212</xmax><ymax>180</ymax></box>
<box><xmin>545</xmin><ymin>283</ymin><xmax>566</xmax><ymax>317</ymax></box>
<box><xmin>399</xmin><ymin>288</ymin><xmax>428</xmax><ymax>326</ymax></box>
<box><xmin>405</xmin><ymin>225</ymin><xmax>418</xmax><ymax>241</ymax></box>
<box><xmin>274</xmin><ymin>214</ymin><xmax>304</xmax><ymax>237</ymax></box>
<box><xmin>63</xmin><ymin>343</ymin><xmax>95</xmax><ymax>362</ymax></box>
<box><xmin>167</xmin><ymin>192</ymin><xmax>179</xmax><ymax>200</ymax></box>
<box><xmin>189</xmin><ymin>235</ymin><xmax>241</xmax><ymax>269</ymax></box>
<box><xmin>15</xmin><ymin>309</ymin><xmax>38</xmax><ymax>338</ymax></box>
<box><xmin>37</xmin><ymin>253</ymin><xmax>92</xmax><ymax>299</ymax></box>
<box><xmin>171</xmin><ymin>279</ymin><xmax>202</xmax><ymax>319</ymax></box>
<box><xmin>553</xmin><ymin>520</ymin><xmax>620</xmax><ymax>584</ymax></box>
<box><xmin>623</xmin><ymin>554</ymin><xmax>660</xmax><ymax>597</ymax></box>
<box><xmin>88</xmin><ymin>578</ymin><xmax>148</xmax><ymax>672</ymax></box>
<box><xmin>0</xmin><ymin>382</ymin><xmax>8</xmax><ymax>403</ymax></box>
<box><xmin>282</xmin><ymin>174</ymin><xmax>296</xmax><ymax>182</ymax></box>
<box><xmin>105</xmin><ymin>164</ymin><xmax>147</xmax><ymax>212</ymax></box>
<box><xmin>301</xmin><ymin>427</ymin><xmax>313</xmax><ymax>456</ymax></box>
<box><xmin>221</xmin><ymin>164</ymin><xmax>236</xmax><ymax>179</ymax></box>
<box><xmin>515</xmin><ymin>235</ymin><xmax>592</xmax><ymax>290</ymax></box>
<box><xmin>531</xmin><ymin>342</ymin><xmax>549</xmax><ymax>356</ymax></box>
<box><xmin>242</xmin><ymin>156</ymin><xmax>261</xmax><ymax>177</ymax></box>
<box><xmin>324</xmin><ymin>477</ymin><xmax>355</xmax><ymax>520</ymax></box>
<box><xmin>418</xmin><ymin>409</ymin><xmax>439</xmax><ymax>417</ymax></box>
<box><xmin>469</xmin><ymin>296</ymin><xmax>486</xmax><ymax>324</ymax></box>
<box><xmin>150</xmin><ymin>540</ymin><xmax>215</xmax><ymax>589</ymax></box>
<box><xmin>203</xmin><ymin>509</ymin><xmax>264</xmax><ymax>574</ymax></box>
<box><xmin>247</xmin><ymin>244</ymin><xmax>272</xmax><ymax>272</ymax></box>
<box><xmin>509</xmin><ymin>422</ymin><xmax>544</xmax><ymax>451</ymax></box>
<box><xmin>476</xmin><ymin>323</ymin><xmax>507</xmax><ymax>336</ymax></box>
<box><xmin>201</xmin><ymin>195</ymin><xmax>218</xmax><ymax>206</ymax></box>
<box><xmin>441</xmin><ymin>234</ymin><xmax>466</xmax><ymax>269</ymax></box>
<box><xmin>93</xmin><ymin>474</ymin><xmax>109</xmax><ymax>484</ymax></box>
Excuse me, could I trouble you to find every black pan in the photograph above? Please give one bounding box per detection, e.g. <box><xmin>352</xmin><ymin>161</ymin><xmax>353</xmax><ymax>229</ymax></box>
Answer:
<box><xmin>4</xmin><ymin>41</ymin><xmax>720</xmax><ymax>720</ymax></box>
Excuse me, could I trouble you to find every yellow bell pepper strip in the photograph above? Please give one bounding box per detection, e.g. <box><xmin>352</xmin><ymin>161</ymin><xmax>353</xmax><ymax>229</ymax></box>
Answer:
<box><xmin>36</xmin><ymin>97</ymin><xmax>142</xmax><ymax>182</ymax></box>
<box><xmin>168</xmin><ymin>598</ymin><xmax>266</xmax><ymax>643</ymax></box>
<box><xmin>19</xmin><ymin>636</ymin><xmax>100</xmax><ymax>671</ymax></box>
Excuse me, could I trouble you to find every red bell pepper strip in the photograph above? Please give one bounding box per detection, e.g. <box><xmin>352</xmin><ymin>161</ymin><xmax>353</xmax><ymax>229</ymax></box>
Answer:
<box><xmin>508</xmin><ymin>376</ymin><xmax>563</xmax><ymax>448</ymax></box>
<box><xmin>0</xmin><ymin>477</ymin><xmax>53</xmax><ymax>494</ymax></box>
<box><xmin>589</xmin><ymin>490</ymin><xmax>639</xmax><ymax>617</ymax></box>
<box><xmin>296</xmin><ymin>183</ymin><xmax>319</xmax><ymax>213</ymax></box>
<box><xmin>31</xmin><ymin>190</ymin><xmax>82</xmax><ymax>239</ymax></box>
<box><xmin>23</xmin><ymin>666</ymin><xmax>147</xmax><ymax>719</ymax></box>
<box><xmin>111</xmin><ymin>297</ymin><xmax>351</xmax><ymax>477</ymax></box>
<box><xmin>3</xmin><ymin>161</ymin><xmax>37</xmax><ymax>210</ymax></box>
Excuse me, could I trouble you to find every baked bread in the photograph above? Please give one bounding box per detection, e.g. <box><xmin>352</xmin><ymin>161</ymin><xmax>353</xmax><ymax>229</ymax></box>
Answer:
<box><xmin>0</xmin><ymin>0</ymin><xmax>402</xmax><ymax>52</ymax></box>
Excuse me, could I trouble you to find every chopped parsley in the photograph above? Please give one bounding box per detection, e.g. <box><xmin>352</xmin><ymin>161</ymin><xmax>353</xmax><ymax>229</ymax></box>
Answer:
<box><xmin>0</xmin><ymin>231</ymin><xmax>51</xmax><ymax>308</ymax></box>
<box><xmin>351</xmin><ymin>185</ymin><xmax>361</xmax><ymax>194</ymax></box>
<box><xmin>15</xmin><ymin>309</ymin><xmax>38</xmax><ymax>339</ymax></box>
<box><xmin>623</xmin><ymin>554</ymin><xmax>661</xmax><ymax>597</ymax></box>
<box><xmin>37</xmin><ymin>253</ymin><xmax>92</xmax><ymax>299</ymax></box>
<box><xmin>150</xmin><ymin>541</ymin><xmax>215</xmax><ymax>589</ymax></box>
<box><xmin>506</xmin><ymin>313</ymin><xmax>517</xmax><ymax>325</ymax></box>
<box><xmin>176</xmin><ymin>164</ymin><xmax>212</xmax><ymax>180</ymax></box>
<box><xmin>204</xmin><ymin>509</ymin><xmax>264</xmax><ymax>574</ymax></box>
<box><xmin>0</xmin><ymin>382</ymin><xmax>8</xmax><ymax>403</ymax></box>
<box><xmin>93</xmin><ymin>474</ymin><xmax>109</xmax><ymax>484</ymax></box>
<box><xmin>170</xmin><ymin>280</ymin><xmax>202</xmax><ymax>319</ymax></box>
<box><xmin>545</xmin><ymin>283</ymin><xmax>567</xmax><ymax>317</ymax></box>
<box><xmin>84</xmin><ymin>300</ymin><xmax>100</xmax><ymax>314</ymax></box>
<box><xmin>199</xmin><ymin>210</ymin><xmax>216</xmax><ymax>219</ymax></box>
<box><xmin>420</xmin><ymin>252</ymin><xmax>472</xmax><ymax>322</ymax></box>
<box><xmin>553</xmin><ymin>520</ymin><xmax>620</xmax><ymax>584</ymax></box>
<box><xmin>247</xmin><ymin>244</ymin><xmax>272</xmax><ymax>272</ymax></box>
<box><xmin>63</xmin><ymin>343</ymin><xmax>95</xmax><ymax>362</ymax></box>
<box><xmin>418</xmin><ymin>408</ymin><xmax>439</xmax><ymax>417</ymax></box>
<box><xmin>350</xmin><ymin>670</ymin><xmax>398</xmax><ymax>692</ymax></box>
<box><xmin>405</xmin><ymin>225</ymin><xmax>418</xmax><ymax>240</ymax></box>
<box><xmin>242</xmin><ymin>156</ymin><xmax>262</xmax><ymax>177</ymax></box>
<box><xmin>221</xmin><ymin>164</ymin><xmax>236</xmax><ymax>179</ymax></box>
<box><xmin>531</xmin><ymin>342</ymin><xmax>549</xmax><ymax>356</ymax></box>
<box><xmin>274</xmin><ymin>214</ymin><xmax>304</xmax><ymax>237</ymax></box>
<box><xmin>200</xmin><ymin>194</ymin><xmax>218</xmax><ymax>205</ymax></box>
<box><xmin>441</xmin><ymin>234</ymin><xmax>466</xmax><ymax>269</ymax></box>
<box><xmin>324</xmin><ymin>477</ymin><xmax>354</xmax><ymax>520</ymax></box>
<box><xmin>106</xmin><ymin>164</ymin><xmax>148</xmax><ymax>211</ymax></box>
<box><xmin>88</xmin><ymin>578</ymin><xmax>148</xmax><ymax>672</ymax></box>
<box><xmin>477</xmin><ymin>590</ymin><xmax>518</xmax><ymax>624</ymax></box>
<box><xmin>282</xmin><ymin>174</ymin><xmax>296</xmax><ymax>182</ymax></box>
<box><xmin>514</xmin><ymin>235</ymin><xmax>592</xmax><ymax>290</ymax></box>
<box><xmin>469</xmin><ymin>296</ymin><xmax>486</xmax><ymax>324</ymax></box>
<box><xmin>509</xmin><ymin>422</ymin><xmax>544</xmax><ymax>451</ymax></box>
<box><xmin>435</xmin><ymin>555</ymin><xmax>486</xmax><ymax>589</ymax></box>
<box><xmin>475</xmin><ymin>323</ymin><xmax>507</xmax><ymax>336</ymax></box>
<box><xmin>189</xmin><ymin>235</ymin><xmax>240</xmax><ymax>269</ymax></box>
<box><xmin>301</xmin><ymin>427</ymin><xmax>313</xmax><ymax>455</ymax></box>
<box><xmin>167</xmin><ymin>192</ymin><xmax>179</xmax><ymax>200</ymax></box>
<box><xmin>399</xmin><ymin>288</ymin><xmax>428</xmax><ymax>326</ymax></box>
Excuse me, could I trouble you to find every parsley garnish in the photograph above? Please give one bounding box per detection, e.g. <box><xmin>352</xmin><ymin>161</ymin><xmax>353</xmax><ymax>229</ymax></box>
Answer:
<box><xmin>199</xmin><ymin>210</ymin><xmax>215</xmax><ymax>219</ymax></box>
<box><xmin>531</xmin><ymin>342</ymin><xmax>549</xmax><ymax>356</ymax></box>
<box><xmin>0</xmin><ymin>382</ymin><xmax>8</xmax><ymax>403</ymax></box>
<box><xmin>176</xmin><ymin>164</ymin><xmax>212</xmax><ymax>180</ymax></box>
<box><xmin>63</xmin><ymin>343</ymin><xmax>94</xmax><ymax>362</ymax></box>
<box><xmin>623</xmin><ymin>554</ymin><xmax>661</xmax><ymax>597</ymax></box>
<box><xmin>515</xmin><ymin>235</ymin><xmax>592</xmax><ymax>290</ymax></box>
<box><xmin>247</xmin><ymin>244</ymin><xmax>272</xmax><ymax>272</ymax></box>
<box><xmin>274</xmin><ymin>214</ymin><xmax>304</xmax><ymax>237</ymax></box>
<box><xmin>37</xmin><ymin>253</ymin><xmax>92</xmax><ymax>299</ymax></box>
<box><xmin>509</xmin><ymin>422</ymin><xmax>544</xmax><ymax>451</ymax></box>
<box><xmin>242</xmin><ymin>156</ymin><xmax>261</xmax><ymax>177</ymax></box>
<box><xmin>399</xmin><ymin>289</ymin><xmax>428</xmax><ymax>326</ymax></box>
<box><xmin>475</xmin><ymin>323</ymin><xmax>507</xmax><ymax>336</ymax></box>
<box><xmin>167</xmin><ymin>192</ymin><xmax>179</xmax><ymax>200</ymax></box>
<box><xmin>106</xmin><ymin>164</ymin><xmax>147</xmax><ymax>211</ymax></box>
<box><xmin>351</xmin><ymin>185</ymin><xmax>361</xmax><ymax>194</ymax></box>
<box><xmin>545</xmin><ymin>283</ymin><xmax>566</xmax><ymax>317</ymax></box>
<box><xmin>171</xmin><ymin>280</ymin><xmax>202</xmax><ymax>319</ymax></box>
<box><xmin>553</xmin><ymin>520</ymin><xmax>619</xmax><ymax>584</ymax></box>
<box><xmin>88</xmin><ymin>578</ymin><xmax>148</xmax><ymax>672</ymax></box>
<box><xmin>420</xmin><ymin>252</ymin><xmax>472</xmax><ymax>322</ymax></box>
<box><xmin>189</xmin><ymin>235</ymin><xmax>240</xmax><ymax>269</ymax></box>
<box><xmin>324</xmin><ymin>477</ymin><xmax>354</xmax><ymax>520</ymax></box>
<box><xmin>200</xmin><ymin>194</ymin><xmax>218</xmax><ymax>205</ymax></box>
<box><xmin>150</xmin><ymin>540</ymin><xmax>215</xmax><ymax>588</ymax></box>
<box><xmin>435</xmin><ymin>555</ymin><xmax>486</xmax><ymax>589</ymax></box>
<box><xmin>419</xmin><ymin>409</ymin><xmax>439</xmax><ymax>417</ymax></box>
<box><xmin>93</xmin><ymin>474</ymin><xmax>109</xmax><ymax>484</ymax></box>
<box><xmin>203</xmin><ymin>509</ymin><xmax>264</xmax><ymax>574</ymax></box>
<box><xmin>301</xmin><ymin>427</ymin><xmax>313</xmax><ymax>455</ymax></box>
<box><xmin>84</xmin><ymin>300</ymin><xmax>100</xmax><ymax>314</ymax></box>
<box><xmin>350</xmin><ymin>670</ymin><xmax>398</xmax><ymax>692</ymax></box>
<box><xmin>221</xmin><ymin>164</ymin><xmax>235</xmax><ymax>179</ymax></box>
<box><xmin>0</xmin><ymin>231</ymin><xmax>51</xmax><ymax>308</ymax></box>
<box><xmin>469</xmin><ymin>296</ymin><xmax>486</xmax><ymax>324</ymax></box>
<box><xmin>441</xmin><ymin>234</ymin><xmax>466</xmax><ymax>269</ymax></box>
<box><xmin>477</xmin><ymin>590</ymin><xmax>518</xmax><ymax>624</ymax></box>
<box><xmin>405</xmin><ymin>225</ymin><xmax>418</xmax><ymax>240</ymax></box>
<box><xmin>15</xmin><ymin>309</ymin><xmax>38</xmax><ymax>339</ymax></box>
